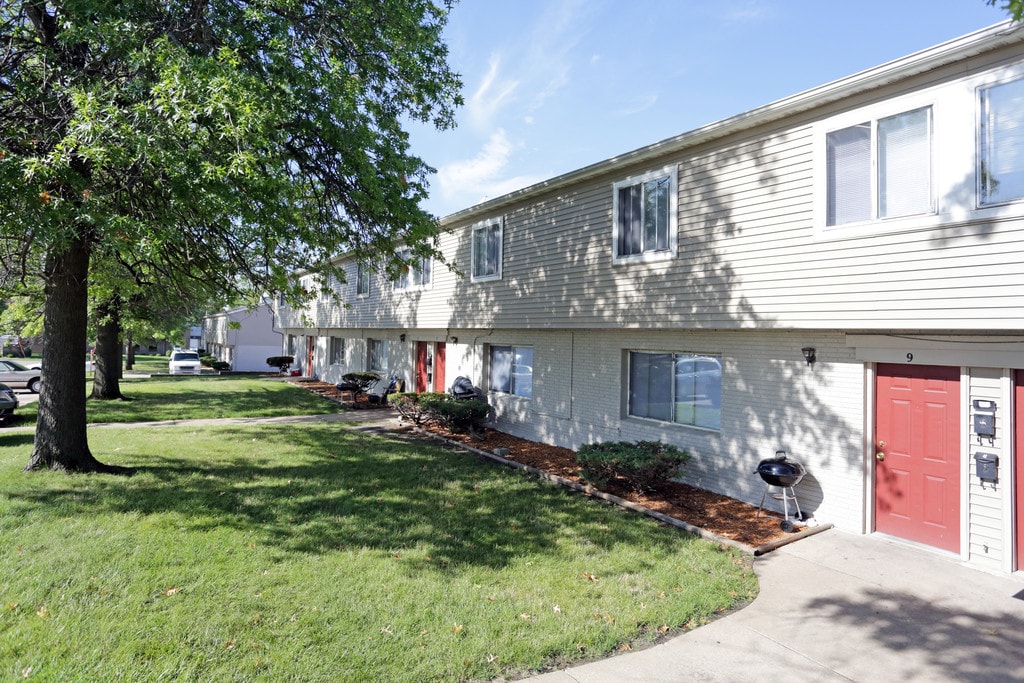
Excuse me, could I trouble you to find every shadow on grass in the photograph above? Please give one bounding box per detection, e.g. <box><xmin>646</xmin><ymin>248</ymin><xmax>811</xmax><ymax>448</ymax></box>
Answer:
<box><xmin>8</xmin><ymin>424</ymin><xmax>694</xmax><ymax>572</ymax></box>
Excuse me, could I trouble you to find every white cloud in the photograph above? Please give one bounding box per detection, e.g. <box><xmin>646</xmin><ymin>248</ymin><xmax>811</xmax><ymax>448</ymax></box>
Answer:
<box><xmin>434</xmin><ymin>130</ymin><xmax>548</xmax><ymax>210</ymax></box>
<box><xmin>466</xmin><ymin>55</ymin><xmax>519</xmax><ymax>131</ymax></box>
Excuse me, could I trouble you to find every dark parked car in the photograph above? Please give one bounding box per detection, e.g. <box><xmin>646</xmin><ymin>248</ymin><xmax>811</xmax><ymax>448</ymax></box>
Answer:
<box><xmin>0</xmin><ymin>359</ymin><xmax>41</xmax><ymax>393</ymax></box>
<box><xmin>0</xmin><ymin>382</ymin><xmax>19</xmax><ymax>423</ymax></box>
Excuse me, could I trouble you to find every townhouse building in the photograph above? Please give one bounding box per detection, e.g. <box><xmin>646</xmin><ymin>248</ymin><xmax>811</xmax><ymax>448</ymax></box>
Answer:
<box><xmin>277</xmin><ymin>21</ymin><xmax>1024</xmax><ymax>574</ymax></box>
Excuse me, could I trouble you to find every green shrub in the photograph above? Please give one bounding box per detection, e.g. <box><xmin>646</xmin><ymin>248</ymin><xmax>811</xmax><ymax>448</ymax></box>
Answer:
<box><xmin>211</xmin><ymin>361</ymin><xmax>231</xmax><ymax>371</ymax></box>
<box><xmin>401</xmin><ymin>392</ymin><xmax>489</xmax><ymax>434</ymax></box>
<box><xmin>388</xmin><ymin>391</ymin><xmax>445</xmax><ymax>426</ymax></box>
<box><xmin>576</xmin><ymin>440</ymin><xmax>690</xmax><ymax>493</ymax></box>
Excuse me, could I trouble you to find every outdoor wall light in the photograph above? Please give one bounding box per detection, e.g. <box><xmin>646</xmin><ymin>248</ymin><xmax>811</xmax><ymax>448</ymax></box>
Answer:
<box><xmin>399</xmin><ymin>333</ymin><xmax>406</xmax><ymax>342</ymax></box>
<box><xmin>450</xmin><ymin>336</ymin><xmax>458</xmax><ymax>344</ymax></box>
<box><xmin>801</xmin><ymin>347</ymin><xmax>817</xmax><ymax>366</ymax></box>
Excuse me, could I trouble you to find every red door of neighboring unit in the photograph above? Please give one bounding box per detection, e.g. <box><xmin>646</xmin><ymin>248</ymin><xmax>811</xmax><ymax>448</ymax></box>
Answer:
<box><xmin>415</xmin><ymin>342</ymin><xmax>447</xmax><ymax>393</ymax></box>
<box><xmin>433</xmin><ymin>344</ymin><xmax>446</xmax><ymax>392</ymax></box>
<box><xmin>874</xmin><ymin>364</ymin><xmax>960</xmax><ymax>552</ymax></box>
<box><xmin>306</xmin><ymin>337</ymin><xmax>315</xmax><ymax>377</ymax></box>
<box><xmin>1015</xmin><ymin>371</ymin><xmax>1024</xmax><ymax>570</ymax></box>
<box><xmin>415</xmin><ymin>342</ymin><xmax>428</xmax><ymax>393</ymax></box>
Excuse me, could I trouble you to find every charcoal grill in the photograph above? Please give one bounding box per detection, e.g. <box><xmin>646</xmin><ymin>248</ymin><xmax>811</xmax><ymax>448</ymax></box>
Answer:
<box><xmin>756</xmin><ymin>450</ymin><xmax>806</xmax><ymax>532</ymax></box>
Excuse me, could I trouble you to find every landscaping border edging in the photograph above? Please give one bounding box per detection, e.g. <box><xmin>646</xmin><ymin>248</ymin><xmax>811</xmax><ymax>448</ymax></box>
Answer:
<box><xmin>404</xmin><ymin>425</ymin><xmax>830</xmax><ymax>556</ymax></box>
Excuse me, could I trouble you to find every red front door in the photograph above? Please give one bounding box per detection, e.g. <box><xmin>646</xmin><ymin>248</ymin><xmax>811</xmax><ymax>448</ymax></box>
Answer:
<box><xmin>415</xmin><ymin>342</ymin><xmax>428</xmax><ymax>393</ymax></box>
<box><xmin>1015</xmin><ymin>371</ymin><xmax>1024</xmax><ymax>570</ymax></box>
<box><xmin>434</xmin><ymin>343</ymin><xmax>446</xmax><ymax>392</ymax></box>
<box><xmin>874</xmin><ymin>364</ymin><xmax>960</xmax><ymax>552</ymax></box>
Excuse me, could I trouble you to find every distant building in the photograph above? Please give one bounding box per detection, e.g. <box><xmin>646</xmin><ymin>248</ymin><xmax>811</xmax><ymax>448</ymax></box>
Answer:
<box><xmin>201</xmin><ymin>302</ymin><xmax>282</xmax><ymax>372</ymax></box>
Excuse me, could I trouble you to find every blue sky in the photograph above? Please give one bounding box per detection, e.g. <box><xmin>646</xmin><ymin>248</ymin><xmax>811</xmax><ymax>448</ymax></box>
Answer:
<box><xmin>406</xmin><ymin>0</ymin><xmax>1011</xmax><ymax>218</ymax></box>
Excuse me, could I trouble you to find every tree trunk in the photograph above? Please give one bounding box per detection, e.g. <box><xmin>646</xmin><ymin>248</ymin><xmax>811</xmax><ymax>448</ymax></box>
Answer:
<box><xmin>125</xmin><ymin>330</ymin><xmax>135</xmax><ymax>371</ymax></box>
<box><xmin>91</xmin><ymin>295</ymin><xmax>124</xmax><ymax>400</ymax></box>
<box><xmin>25</xmin><ymin>235</ymin><xmax>123</xmax><ymax>473</ymax></box>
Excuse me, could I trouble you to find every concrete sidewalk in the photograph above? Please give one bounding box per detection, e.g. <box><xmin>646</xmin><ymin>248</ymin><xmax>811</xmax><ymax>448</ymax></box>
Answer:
<box><xmin>531</xmin><ymin>529</ymin><xmax>1024</xmax><ymax>682</ymax></box>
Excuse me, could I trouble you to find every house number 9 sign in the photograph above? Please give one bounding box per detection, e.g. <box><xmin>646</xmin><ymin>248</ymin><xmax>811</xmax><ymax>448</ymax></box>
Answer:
<box><xmin>906</xmin><ymin>353</ymin><xmax>914</xmax><ymax>362</ymax></box>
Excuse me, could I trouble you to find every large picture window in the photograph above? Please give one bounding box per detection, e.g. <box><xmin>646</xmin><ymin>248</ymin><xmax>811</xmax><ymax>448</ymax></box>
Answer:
<box><xmin>628</xmin><ymin>351</ymin><xmax>721</xmax><ymax>430</ymax></box>
<box><xmin>612</xmin><ymin>168</ymin><xmax>677</xmax><ymax>263</ymax></box>
<box><xmin>489</xmin><ymin>345</ymin><xmax>533</xmax><ymax>398</ymax></box>
<box><xmin>826</xmin><ymin>106</ymin><xmax>933</xmax><ymax>226</ymax></box>
<box><xmin>471</xmin><ymin>218</ymin><xmax>503</xmax><ymax>282</ymax></box>
<box><xmin>980</xmin><ymin>76</ymin><xmax>1024</xmax><ymax>205</ymax></box>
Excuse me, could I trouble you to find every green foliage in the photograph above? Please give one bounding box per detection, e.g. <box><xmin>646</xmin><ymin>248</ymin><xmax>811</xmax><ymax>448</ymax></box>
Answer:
<box><xmin>577</xmin><ymin>441</ymin><xmax>691</xmax><ymax>493</ymax></box>
<box><xmin>426</xmin><ymin>394</ymin><xmax>490</xmax><ymax>434</ymax></box>
<box><xmin>989</xmin><ymin>0</ymin><xmax>1024</xmax><ymax>21</ymax></box>
<box><xmin>392</xmin><ymin>392</ymin><xmax>490</xmax><ymax>433</ymax></box>
<box><xmin>0</xmin><ymin>422</ymin><xmax>755</xmax><ymax>681</ymax></box>
<box><xmin>388</xmin><ymin>391</ymin><xmax>443</xmax><ymax>426</ymax></box>
<box><xmin>266</xmin><ymin>355</ymin><xmax>293</xmax><ymax>372</ymax></box>
<box><xmin>0</xmin><ymin>0</ymin><xmax>464</xmax><ymax>469</ymax></box>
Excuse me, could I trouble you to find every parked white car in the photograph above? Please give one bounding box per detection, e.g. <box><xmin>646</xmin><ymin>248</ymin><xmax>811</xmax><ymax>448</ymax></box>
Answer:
<box><xmin>168</xmin><ymin>350</ymin><xmax>202</xmax><ymax>375</ymax></box>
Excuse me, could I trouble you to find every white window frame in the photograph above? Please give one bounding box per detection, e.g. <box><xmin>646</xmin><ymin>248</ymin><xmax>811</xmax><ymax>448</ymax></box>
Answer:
<box><xmin>978</xmin><ymin>72</ymin><xmax>1024</xmax><ymax>208</ymax></box>
<box><xmin>470</xmin><ymin>217</ymin><xmax>503</xmax><ymax>282</ymax></box>
<box><xmin>329</xmin><ymin>337</ymin><xmax>345</xmax><ymax>366</ymax></box>
<box><xmin>368</xmin><ymin>338</ymin><xmax>389</xmax><ymax>373</ymax></box>
<box><xmin>488</xmin><ymin>344</ymin><xmax>533</xmax><ymax>398</ymax></box>
<box><xmin>822</xmin><ymin>104</ymin><xmax>935</xmax><ymax>229</ymax></box>
<box><xmin>626</xmin><ymin>350</ymin><xmax>721</xmax><ymax>431</ymax></box>
<box><xmin>611</xmin><ymin>166</ymin><xmax>678</xmax><ymax>265</ymax></box>
<box><xmin>356</xmin><ymin>262</ymin><xmax>370</xmax><ymax>298</ymax></box>
<box><xmin>394</xmin><ymin>248</ymin><xmax>432</xmax><ymax>291</ymax></box>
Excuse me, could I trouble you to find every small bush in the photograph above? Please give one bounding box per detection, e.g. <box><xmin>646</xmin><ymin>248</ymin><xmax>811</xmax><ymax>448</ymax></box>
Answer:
<box><xmin>388</xmin><ymin>392</ymin><xmax>444</xmax><ymax>426</ymax></box>
<box><xmin>266</xmin><ymin>355</ymin><xmax>294</xmax><ymax>372</ymax></box>
<box><xmin>211</xmin><ymin>361</ymin><xmax>231</xmax><ymax>371</ymax></box>
<box><xmin>397</xmin><ymin>392</ymin><xmax>489</xmax><ymax>434</ymax></box>
<box><xmin>576</xmin><ymin>440</ymin><xmax>689</xmax><ymax>493</ymax></box>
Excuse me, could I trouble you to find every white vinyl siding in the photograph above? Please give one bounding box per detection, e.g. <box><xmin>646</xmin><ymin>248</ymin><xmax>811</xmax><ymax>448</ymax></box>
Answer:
<box><xmin>612</xmin><ymin>167</ymin><xmax>678</xmax><ymax>264</ymax></box>
<box><xmin>980</xmin><ymin>75</ymin><xmax>1024</xmax><ymax>206</ymax></box>
<box><xmin>826</xmin><ymin>106</ymin><xmax>933</xmax><ymax>226</ymax></box>
<box><xmin>471</xmin><ymin>218</ymin><xmax>503</xmax><ymax>282</ymax></box>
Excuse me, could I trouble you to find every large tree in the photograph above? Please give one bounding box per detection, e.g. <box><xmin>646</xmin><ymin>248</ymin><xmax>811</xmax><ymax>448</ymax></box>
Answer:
<box><xmin>0</xmin><ymin>0</ymin><xmax>462</xmax><ymax>472</ymax></box>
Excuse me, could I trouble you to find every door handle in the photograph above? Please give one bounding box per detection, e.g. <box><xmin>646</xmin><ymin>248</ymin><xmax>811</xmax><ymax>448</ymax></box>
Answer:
<box><xmin>875</xmin><ymin>451</ymin><xmax>885</xmax><ymax>461</ymax></box>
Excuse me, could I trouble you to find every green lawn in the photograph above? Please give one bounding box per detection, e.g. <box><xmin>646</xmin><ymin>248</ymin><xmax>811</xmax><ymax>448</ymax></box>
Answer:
<box><xmin>15</xmin><ymin>376</ymin><xmax>338</xmax><ymax>426</ymax></box>
<box><xmin>0</xmin><ymin>379</ymin><xmax>757</xmax><ymax>681</ymax></box>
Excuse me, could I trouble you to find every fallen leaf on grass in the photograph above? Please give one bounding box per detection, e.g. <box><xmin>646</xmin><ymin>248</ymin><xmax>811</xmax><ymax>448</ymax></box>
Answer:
<box><xmin>581</xmin><ymin>572</ymin><xmax>599</xmax><ymax>582</ymax></box>
<box><xmin>451</xmin><ymin>623</ymin><xmax>463</xmax><ymax>634</ymax></box>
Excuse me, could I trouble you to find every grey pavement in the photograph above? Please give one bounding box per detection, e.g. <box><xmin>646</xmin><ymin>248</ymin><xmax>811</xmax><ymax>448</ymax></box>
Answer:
<box><xmin>530</xmin><ymin>529</ymin><xmax>1024</xmax><ymax>682</ymax></box>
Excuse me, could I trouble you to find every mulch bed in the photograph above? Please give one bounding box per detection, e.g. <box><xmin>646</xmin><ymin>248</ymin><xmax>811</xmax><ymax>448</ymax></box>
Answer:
<box><xmin>413</xmin><ymin>425</ymin><xmax>793</xmax><ymax>548</ymax></box>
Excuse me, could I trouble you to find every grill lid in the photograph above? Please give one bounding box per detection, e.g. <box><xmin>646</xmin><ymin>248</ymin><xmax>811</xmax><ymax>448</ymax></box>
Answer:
<box><xmin>756</xmin><ymin>451</ymin><xmax>806</xmax><ymax>487</ymax></box>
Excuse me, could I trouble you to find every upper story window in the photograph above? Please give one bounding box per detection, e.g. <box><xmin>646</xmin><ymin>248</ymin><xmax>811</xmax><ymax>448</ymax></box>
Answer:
<box><xmin>980</xmin><ymin>75</ymin><xmax>1024</xmax><ymax>206</ymax></box>
<box><xmin>395</xmin><ymin>248</ymin><xmax>431</xmax><ymax>290</ymax></box>
<box><xmin>826</xmin><ymin>105</ymin><xmax>933</xmax><ymax>226</ymax></box>
<box><xmin>356</xmin><ymin>262</ymin><xmax>370</xmax><ymax>297</ymax></box>
<box><xmin>471</xmin><ymin>217</ymin><xmax>503</xmax><ymax>282</ymax></box>
<box><xmin>612</xmin><ymin>167</ymin><xmax>678</xmax><ymax>264</ymax></box>
<box><xmin>488</xmin><ymin>345</ymin><xmax>533</xmax><ymax>398</ymax></box>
